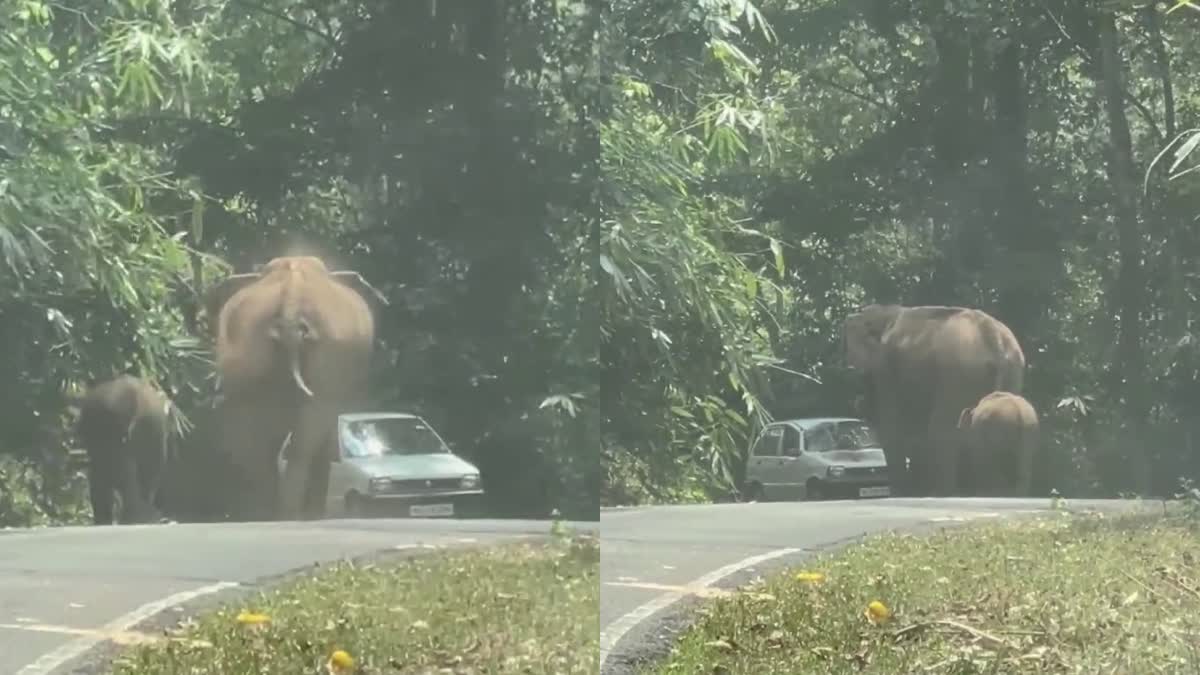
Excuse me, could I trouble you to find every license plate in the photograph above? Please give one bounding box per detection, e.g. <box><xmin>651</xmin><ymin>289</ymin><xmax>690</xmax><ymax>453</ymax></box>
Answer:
<box><xmin>859</xmin><ymin>486</ymin><xmax>891</xmax><ymax>498</ymax></box>
<box><xmin>410</xmin><ymin>503</ymin><xmax>454</xmax><ymax>518</ymax></box>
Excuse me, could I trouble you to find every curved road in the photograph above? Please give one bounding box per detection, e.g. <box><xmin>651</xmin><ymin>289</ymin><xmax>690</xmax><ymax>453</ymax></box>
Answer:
<box><xmin>0</xmin><ymin>517</ymin><xmax>598</xmax><ymax>675</ymax></box>
<box><xmin>599</xmin><ymin>497</ymin><xmax>1159</xmax><ymax>674</ymax></box>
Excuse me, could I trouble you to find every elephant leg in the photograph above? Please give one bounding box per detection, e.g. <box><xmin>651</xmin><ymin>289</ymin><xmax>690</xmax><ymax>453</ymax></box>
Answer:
<box><xmin>115</xmin><ymin>452</ymin><xmax>155</xmax><ymax>524</ymax></box>
<box><xmin>302</xmin><ymin>450</ymin><xmax>332</xmax><ymax>520</ymax></box>
<box><xmin>279</xmin><ymin>406</ymin><xmax>335</xmax><ymax>520</ymax></box>
<box><xmin>965</xmin><ymin>440</ymin><xmax>987</xmax><ymax>497</ymax></box>
<box><xmin>873</xmin><ymin>389</ymin><xmax>911</xmax><ymax>495</ymax></box>
<box><xmin>905</xmin><ymin>439</ymin><xmax>929</xmax><ymax>496</ymax></box>
<box><xmin>87</xmin><ymin>451</ymin><xmax>115</xmax><ymax>526</ymax></box>
<box><xmin>955</xmin><ymin>440</ymin><xmax>976</xmax><ymax>495</ymax></box>
<box><xmin>893</xmin><ymin>417</ymin><xmax>927</xmax><ymax>497</ymax></box>
<box><xmin>132</xmin><ymin>422</ymin><xmax>168</xmax><ymax>522</ymax></box>
<box><xmin>243</xmin><ymin>446</ymin><xmax>283</xmax><ymax>522</ymax></box>
<box><xmin>220</xmin><ymin>396</ymin><xmax>287</xmax><ymax>521</ymax></box>
<box><xmin>1012</xmin><ymin>435</ymin><xmax>1034</xmax><ymax>497</ymax></box>
<box><xmin>927</xmin><ymin>408</ymin><xmax>962</xmax><ymax>497</ymax></box>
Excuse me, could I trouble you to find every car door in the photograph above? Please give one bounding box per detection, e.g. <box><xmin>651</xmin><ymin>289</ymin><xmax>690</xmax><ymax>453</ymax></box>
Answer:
<box><xmin>746</xmin><ymin>425</ymin><xmax>784</xmax><ymax>498</ymax></box>
<box><xmin>776</xmin><ymin>424</ymin><xmax>807</xmax><ymax>500</ymax></box>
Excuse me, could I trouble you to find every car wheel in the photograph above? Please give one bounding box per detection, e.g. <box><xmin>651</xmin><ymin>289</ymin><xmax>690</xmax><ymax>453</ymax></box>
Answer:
<box><xmin>745</xmin><ymin>482</ymin><xmax>767</xmax><ymax>503</ymax></box>
<box><xmin>805</xmin><ymin>478</ymin><xmax>825</xmax><ymax>501</ymax></box>
<box><xmin>345</xmin><ymin>492</ymin><xmax>366</xmax><ymax>517</ymax></box>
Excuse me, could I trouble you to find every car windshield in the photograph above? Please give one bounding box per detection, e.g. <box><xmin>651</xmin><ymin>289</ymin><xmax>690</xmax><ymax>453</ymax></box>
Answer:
<box><xmin>340</xmin><ymin>417</ymin><xmax>449</xmax><ymax>458</ymax></box>
<box><xmin>805</xmin><ymin>421</ymin><xmax>879</xmax><ymax>452</ymax></box>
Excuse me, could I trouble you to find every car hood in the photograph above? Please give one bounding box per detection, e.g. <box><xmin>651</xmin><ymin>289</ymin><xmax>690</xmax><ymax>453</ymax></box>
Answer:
<box><xmin>813</xmin><ymin>448</ymin><xmax>887</xmax><ymax>466</ymax></box>
<box><xmin>345</xmin><ymin>453</ymin><xmax>480</xmax><ymax>479</ymax></box>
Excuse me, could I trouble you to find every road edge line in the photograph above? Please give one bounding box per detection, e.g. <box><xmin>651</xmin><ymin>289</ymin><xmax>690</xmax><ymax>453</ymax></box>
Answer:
<box><xmin>599</xmin><ymin>547</ymin><xmax>802</xmax><ymax>672</ymax></box>
<box><xmin>15</xmin><ymin>581</ymin><xmax>240</xmax><ymax>675</ymax></box>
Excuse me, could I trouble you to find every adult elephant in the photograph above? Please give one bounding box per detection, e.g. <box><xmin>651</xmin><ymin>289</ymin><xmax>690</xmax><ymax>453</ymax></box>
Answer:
<box><xmin>74</xmin><ymin>375</ymin><xmax>172</xmax><ymax>525</ymax></box>
<box><xmin>203</xmin><ymin>255</ymin><xmax>388</xmax><ymax>521</ymax></box>
<box><xmin>842</xmin><ymin>304</ymin><xmax>1026</xmax><ymax>496</ymax></box>
<box><xmin>957</xmin><ymin>391</ymin><xmax>1039</xmax><ymax>497</ymax></box>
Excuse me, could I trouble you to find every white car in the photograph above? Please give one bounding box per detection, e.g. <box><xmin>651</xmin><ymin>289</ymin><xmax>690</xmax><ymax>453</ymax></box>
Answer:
<box><xmin>743</xmin><ymin>417</ymin><xmax>890</xmax><ymax>501</ymax></box>
<box><xmin>281</xmin><ymin>412</ymin><xmax>485</xmax><ymax>518</ymax></box>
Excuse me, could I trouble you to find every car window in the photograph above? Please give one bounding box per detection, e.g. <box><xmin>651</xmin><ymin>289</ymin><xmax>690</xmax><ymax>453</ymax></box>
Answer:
<box><xmin>782</xmin><ymin>426</ymin><xmax>801</xmax><ymax>457</ymax></box>
<box><xmin>804</xmin><ymin>424</ymin><xmax>837</xmax><ymax>452</ymax></box>
<box><xmin>833</xmin><ymin>420</ymin><xmax>879</xmax><ymax>449</ymax></box>
<box><xmin>751</xmin><ymin>427</ymin><xmax>783</xmax><ymax>457</ymax></box>
<box><xmin>340</xmin><ymin>417</ymin><xmax>451</xmax><ymax>458</ymax></box>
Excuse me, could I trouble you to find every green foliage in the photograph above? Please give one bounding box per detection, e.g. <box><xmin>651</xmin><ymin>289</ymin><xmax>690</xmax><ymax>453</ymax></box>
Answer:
<box><xmin>0</xmin><ymin>455</ymin><xmax>90</xmax><ymax>527</ymax></box>
<box><xmin>653</xmin><ymin>512</ymin><xmax>1200</xmax><ymax>673</ymax></box>
<box><xmin>595</xmin><ymin>0</ymin><xmax>792</xmax><ymax>496</ymax></box>
<box><xmin>113</xmin><ymin>539</ymin><xmax>599</xmax><ymax>674</ymax></box>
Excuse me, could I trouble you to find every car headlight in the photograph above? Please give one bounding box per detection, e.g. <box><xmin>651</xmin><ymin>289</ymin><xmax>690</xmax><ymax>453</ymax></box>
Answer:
<box><xmin>827</xmin><ymin>465</ymin><xmax>845</xmax><ymax>478</ymax></box>
<box><xmin>460</xmin><ymin>473</ymin><xmax>480</xmax><ymax>489</ymax></box>
<box><xmin>368</xmin><ymin>477</ymin><xmax>392</xmax><ymax>494</ymax></box>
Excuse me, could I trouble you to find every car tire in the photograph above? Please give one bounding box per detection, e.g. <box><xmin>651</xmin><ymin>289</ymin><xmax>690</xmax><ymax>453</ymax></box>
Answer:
<box><xmin>805</xmin><ymin>478</ymin><xmax>825</xmax><ymax>501</ymax></box>
<box><xmin>345</xmin><ymin>492</ymin><xmax>367</xmax><ymax>517</ymax></box>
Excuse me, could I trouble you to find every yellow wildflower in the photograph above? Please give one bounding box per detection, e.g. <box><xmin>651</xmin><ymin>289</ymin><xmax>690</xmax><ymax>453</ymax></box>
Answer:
<box><xmin>794</xmin><ymin>572</ymin><xmax>825</xmax><ymax>583</ymax></box>
<box><xmin>327</xmin><ymin>649</ymin><xmax>355</xmax><ymax>673</ymax></box>
<box><xmin>865</xmin><ymin>600</ymin><xmax>891</xmax><ymax>624</ymax></box>
<box><xmin>235</xmin><ymin>611</ymin><xmax>271</xmax><ymax>626</ymax></box>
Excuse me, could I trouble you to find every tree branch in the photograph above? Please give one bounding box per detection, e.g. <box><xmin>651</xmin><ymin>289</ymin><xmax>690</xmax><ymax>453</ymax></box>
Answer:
<box><xmin>227</xmin><ymin>0</ymin><xmax>338</xmax><ymax>46</ymax></box>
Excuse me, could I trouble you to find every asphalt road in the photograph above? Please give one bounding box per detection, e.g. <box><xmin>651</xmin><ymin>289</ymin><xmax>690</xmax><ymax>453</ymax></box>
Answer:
<box><xmin>599</xmin><ymin>497</ymin><xmax>1160</xmax><ymax>674</ymax></box>
<box><xmin>0</xmin><ymin>517</ymin><xmax>598</xmax><ymax>675</ymax></box>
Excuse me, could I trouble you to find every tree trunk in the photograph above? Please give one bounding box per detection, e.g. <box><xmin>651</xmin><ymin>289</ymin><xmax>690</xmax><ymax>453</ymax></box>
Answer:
<box><xmin>991</xmin><ymin>36</ymin><xmax>1052</xmax><ymax>344</ymax></box>
<box><xmin>1141</xmin><ymin>2</ymin><xmax>1185</xmax><ymax>343</ymax></box>
<box><xmin>926</xmin><ymin>21</ymin><xmax>975</xmax><ymax>300</ymax></box>
<box><xmin>1095</xmin><ymin>9</ymin><xmax>1151</xmax><ymax>495</ymax></box>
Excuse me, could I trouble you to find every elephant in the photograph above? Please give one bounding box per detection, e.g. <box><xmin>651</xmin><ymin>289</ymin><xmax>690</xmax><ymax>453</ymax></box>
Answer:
<box><xmin>842</xmin><ymin>304</ymin><xmax>1026</xmax><ymax>497</ymax></box>
<box><xmin>202</xmin><ymin>255</ymin><xmax>388</xmax><ymax>521</ymax></box>
<box><xmin>73</xmin><ymin>375</ymin><xmax>172</xmax><ymax>525</ymax></box>
<box><xmin>957</xmin><ymin>391</ymin><xmax>1039</xmax><ymax>497</ymax></box>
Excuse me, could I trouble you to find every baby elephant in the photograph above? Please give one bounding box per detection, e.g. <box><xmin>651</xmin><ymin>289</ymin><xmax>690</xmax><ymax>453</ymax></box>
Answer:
<box><xmin>74</xmin><ymin>375</ymin><xmax>172</xmax><ymax>525</ymax></box>
<box><xmin>957</xmin><ymin>391</ymin><xmax>1039</xmax><ymax>497</ymax></box>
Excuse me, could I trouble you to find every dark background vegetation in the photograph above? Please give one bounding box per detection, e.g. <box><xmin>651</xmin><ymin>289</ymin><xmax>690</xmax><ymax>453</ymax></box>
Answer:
<box><xmin>0</xmin><ymin>0</ymin><xmax>1197</xmax><ymax>524</ymax></box>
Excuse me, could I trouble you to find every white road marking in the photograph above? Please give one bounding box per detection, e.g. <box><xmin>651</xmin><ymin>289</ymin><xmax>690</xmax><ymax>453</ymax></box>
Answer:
<box><xmin>599</xmin><ymin>547</ymin><xmax>801</xmax><ymax>671</ymax></box>
<box><xmin>924</xmin><ymin>510</ymin><xmax>1048</xmax><ymax>523</ymax></box>
<box><xmin>604</xmin><ymin>580</ymin><xmax>776</xmax><ymax>601</ymax></box>
<box><xmin>0</xmin><ymin>622</ymin><xmax>210</xmax><ymax>647</ymax></box>
<box><xmin>928</xmin><ymin>511</ymin><xmax>1002</xmax><ymax>522</ymax></box>
<box><xmin>16</xmin><ymin>581</ymin><xmax>239</xmax><ymax>675</ymax></box>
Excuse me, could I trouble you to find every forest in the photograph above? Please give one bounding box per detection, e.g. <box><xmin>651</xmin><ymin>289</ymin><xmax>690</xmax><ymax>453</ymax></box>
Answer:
<box><xmin>0</xmin><ymin>0</ymin><xmax>1197</xmax><ymax>525</ymax></box>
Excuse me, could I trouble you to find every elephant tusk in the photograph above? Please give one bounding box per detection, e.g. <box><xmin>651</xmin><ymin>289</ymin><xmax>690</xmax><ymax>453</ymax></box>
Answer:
<box><xmin>292</xmin><ymin>362</ymin><xmax>315</xmax><ymax>397</ymax></box>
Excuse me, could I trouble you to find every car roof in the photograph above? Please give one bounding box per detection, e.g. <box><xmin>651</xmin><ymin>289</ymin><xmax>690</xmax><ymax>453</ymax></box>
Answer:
<box><xmin>338</xmin><ymin>412</ymin><xmax>421</xmax><ymax>422</ymax></box>
<box><xmin>774</xmin><ymin>417</ymin><xmax>864</xmax><ymax>430</ymax></box>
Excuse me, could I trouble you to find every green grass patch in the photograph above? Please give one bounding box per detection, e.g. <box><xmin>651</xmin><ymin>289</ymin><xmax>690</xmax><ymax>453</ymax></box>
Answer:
<box><xmin>113</xmin><ymin>534</ymin><xmax>598</xmax><ymax>674</ymax></box>
<box><xmin>648</xmin><ymin>512</ymin><xmax>1200</xmax><ymax>674</ymax></box>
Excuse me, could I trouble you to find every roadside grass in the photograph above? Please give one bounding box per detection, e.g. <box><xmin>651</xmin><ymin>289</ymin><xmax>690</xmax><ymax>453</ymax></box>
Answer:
<box><xmin>648</xmin><ymin>509</ymin><xmax>1200</xmax><ymax>674</ymax></box>
<box><xmin>112</xmin><ymin>534</ymin><xmax>598</xmax><ymax>675</ymax></box>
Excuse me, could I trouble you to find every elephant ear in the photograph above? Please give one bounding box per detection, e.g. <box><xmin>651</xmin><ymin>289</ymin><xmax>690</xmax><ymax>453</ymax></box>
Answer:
<box><xmin>201</xmin><ymin>272</ymin><xmax>262</xmax><ymax>335</ymax></box>
<box><xmin>330</xmin><ymin>270</ymin><xmax>390</xmax><ymax>307</ymax></box>
<box><xmin>844</xmin><ymin>311</ymin><xmax>884</xmax><ymax>371</ymax></box>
